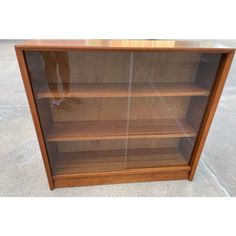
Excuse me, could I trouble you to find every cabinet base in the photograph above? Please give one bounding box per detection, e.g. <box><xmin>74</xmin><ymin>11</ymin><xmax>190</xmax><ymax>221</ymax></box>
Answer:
<box><xmin>52</xmin><ymin>166</ymin><xmax>190</xmax><ymax>189</ymax></box>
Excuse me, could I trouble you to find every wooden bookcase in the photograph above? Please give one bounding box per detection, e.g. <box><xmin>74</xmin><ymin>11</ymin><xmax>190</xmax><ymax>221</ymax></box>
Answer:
<box><xmin>15</xmin><ymin>40</ymin><xmax>235</xmax><ymax>190</ymax></box>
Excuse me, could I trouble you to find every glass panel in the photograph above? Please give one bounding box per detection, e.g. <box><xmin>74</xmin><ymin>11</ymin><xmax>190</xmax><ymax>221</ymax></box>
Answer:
<box><xmin>24</xmin><ymin>50</ymin><xmax>131</xmax><ymax>175</ymax></box>
<box><xmin>126</xmin><ymin>51</ymin><xmax>221</xmax><ymax>168</ymax></box>
<box><xmin>24</xmin><ymin>50</ymin><xmax>222</xmax><ymax>175</ymax></box>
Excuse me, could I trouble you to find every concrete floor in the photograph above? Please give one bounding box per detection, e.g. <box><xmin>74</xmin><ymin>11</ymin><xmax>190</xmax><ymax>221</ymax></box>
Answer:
<box><xmin>0</xmin><ymin>40</ymin><xmax>235</xmax><ymax>197</ymax></box>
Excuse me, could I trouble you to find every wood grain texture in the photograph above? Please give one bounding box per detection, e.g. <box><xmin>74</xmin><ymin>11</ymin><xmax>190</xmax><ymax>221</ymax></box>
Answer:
<box><xmin>57</xmin><ymin>138</ymin><xmax>180</xmax><ymax>154</ymax></box>
<box><xmin>47</xmin><ymin>119</ymin><xmax>197</xmax><ymax>142</ymax></box>
<box><xmin>50</xmin><ymin>97</ymin><xmax>190</xmax><ymax>122</ymax></box>
<box><xmin>37</xmin><ymin>82</ymin><xmax>210</xmax><ymax>98</ymax></box>
<box><xmin>53</xmin><ymin>147</ymin><xmax>188</xmax><ymax>175</ymax></box>
<box><xmin>15</xmin><ymin>40</ymin><xmax>233</xmax><ymax>52</ymax></box>
<box><xmin>53</xmin><ymin>166</ymin><xmax>190</xmax><ymax>188</ymax></box>
<box><xmin>132</xmin><ymin>52</ymin><xmax>201</xmax><ymax>83</ymax></box>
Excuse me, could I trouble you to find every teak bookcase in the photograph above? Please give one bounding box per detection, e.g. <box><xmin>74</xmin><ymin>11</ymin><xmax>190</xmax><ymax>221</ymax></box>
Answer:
<box><xmin>15</xmin><ymin>40</ymin><xmax>235</xmax><ymax>190</ymax></box>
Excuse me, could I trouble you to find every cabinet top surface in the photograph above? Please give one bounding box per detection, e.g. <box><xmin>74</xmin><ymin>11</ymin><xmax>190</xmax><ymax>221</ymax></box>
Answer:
<box><xmin>15</xmin><ymin>40</ymin><xmax>235</xmax><ymax>52</ymax></box>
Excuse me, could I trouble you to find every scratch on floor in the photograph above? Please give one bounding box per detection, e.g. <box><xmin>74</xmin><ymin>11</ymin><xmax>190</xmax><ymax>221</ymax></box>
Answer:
<box><xmin>200</xmin><ymin>154</ymin><xmax>231</xmax><ymax>197</ymax></box>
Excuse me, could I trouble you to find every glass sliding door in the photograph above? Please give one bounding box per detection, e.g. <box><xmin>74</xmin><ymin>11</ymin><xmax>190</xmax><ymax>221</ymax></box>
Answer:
<box><xmin>24</xmin><ymin>50</ymin><xmax>222</xmax><ymax>176</ymax></box>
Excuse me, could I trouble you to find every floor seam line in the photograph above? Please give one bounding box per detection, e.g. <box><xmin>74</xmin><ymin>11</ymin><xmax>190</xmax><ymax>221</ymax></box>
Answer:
<box><xmin>200</xmin><ymin>155</ymin><xmax>231</xmax><ymax>197</ymax></box>
<box><xmin>0</xmin><ymin>105</ymin><xmax>29</xmax><ymax>109</ymax></box>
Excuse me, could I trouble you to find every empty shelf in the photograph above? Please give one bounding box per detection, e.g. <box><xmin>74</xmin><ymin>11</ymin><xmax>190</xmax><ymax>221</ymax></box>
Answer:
<box><xmin>37</xmin><ymin>82</ymin><xmax>210</xmax><ymax>98</ymax></box>
<box><xmin>47</xmin><ymin>119</ymin><xmax>197</xmax><ymax>142</ymax></box>
<box><xmin>53</xmin><ymin>147</ymin><xmax>189</xmax><ymax>175</ymax></box>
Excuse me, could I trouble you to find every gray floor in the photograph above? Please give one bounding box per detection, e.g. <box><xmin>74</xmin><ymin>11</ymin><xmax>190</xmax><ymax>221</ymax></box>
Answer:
<box><xmin>0</xmin><ymin>40</ymin><xmax>235</xmax><ymax>197</ymax></box>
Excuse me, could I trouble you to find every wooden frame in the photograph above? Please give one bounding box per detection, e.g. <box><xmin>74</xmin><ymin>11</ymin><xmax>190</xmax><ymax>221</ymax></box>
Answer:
<box><xmin>15</xmin><ymin>40</ymin><xmax>235</xmax><ymax>190</ymax></box>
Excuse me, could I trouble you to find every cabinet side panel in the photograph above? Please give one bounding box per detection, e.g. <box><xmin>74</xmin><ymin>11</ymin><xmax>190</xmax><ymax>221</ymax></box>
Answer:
<box><xmin>189</xmin><ymin>51</ymin><xmax>235</xmax><ymax>180</ymax></box>
<box><xmin>15</xmin><ymin>48</ymin><xmax>55</xmax><ymax>190</ymax></box>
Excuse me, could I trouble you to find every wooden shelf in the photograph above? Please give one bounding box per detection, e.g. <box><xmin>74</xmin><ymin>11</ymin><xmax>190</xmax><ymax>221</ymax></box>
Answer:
<box><xmin>37</xmin><ymin>82</ymin><xmax>210</xmax><ymax>98</ymax></box>
<box><xmin>47</xmin><ymin>119</ymin><xmax>197</xmax><ymax>142</ymax></box>
<box><xmin>53</xmin><ymin>147</ymin><xmax>189</xmax><ymax>175</ymax></box>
